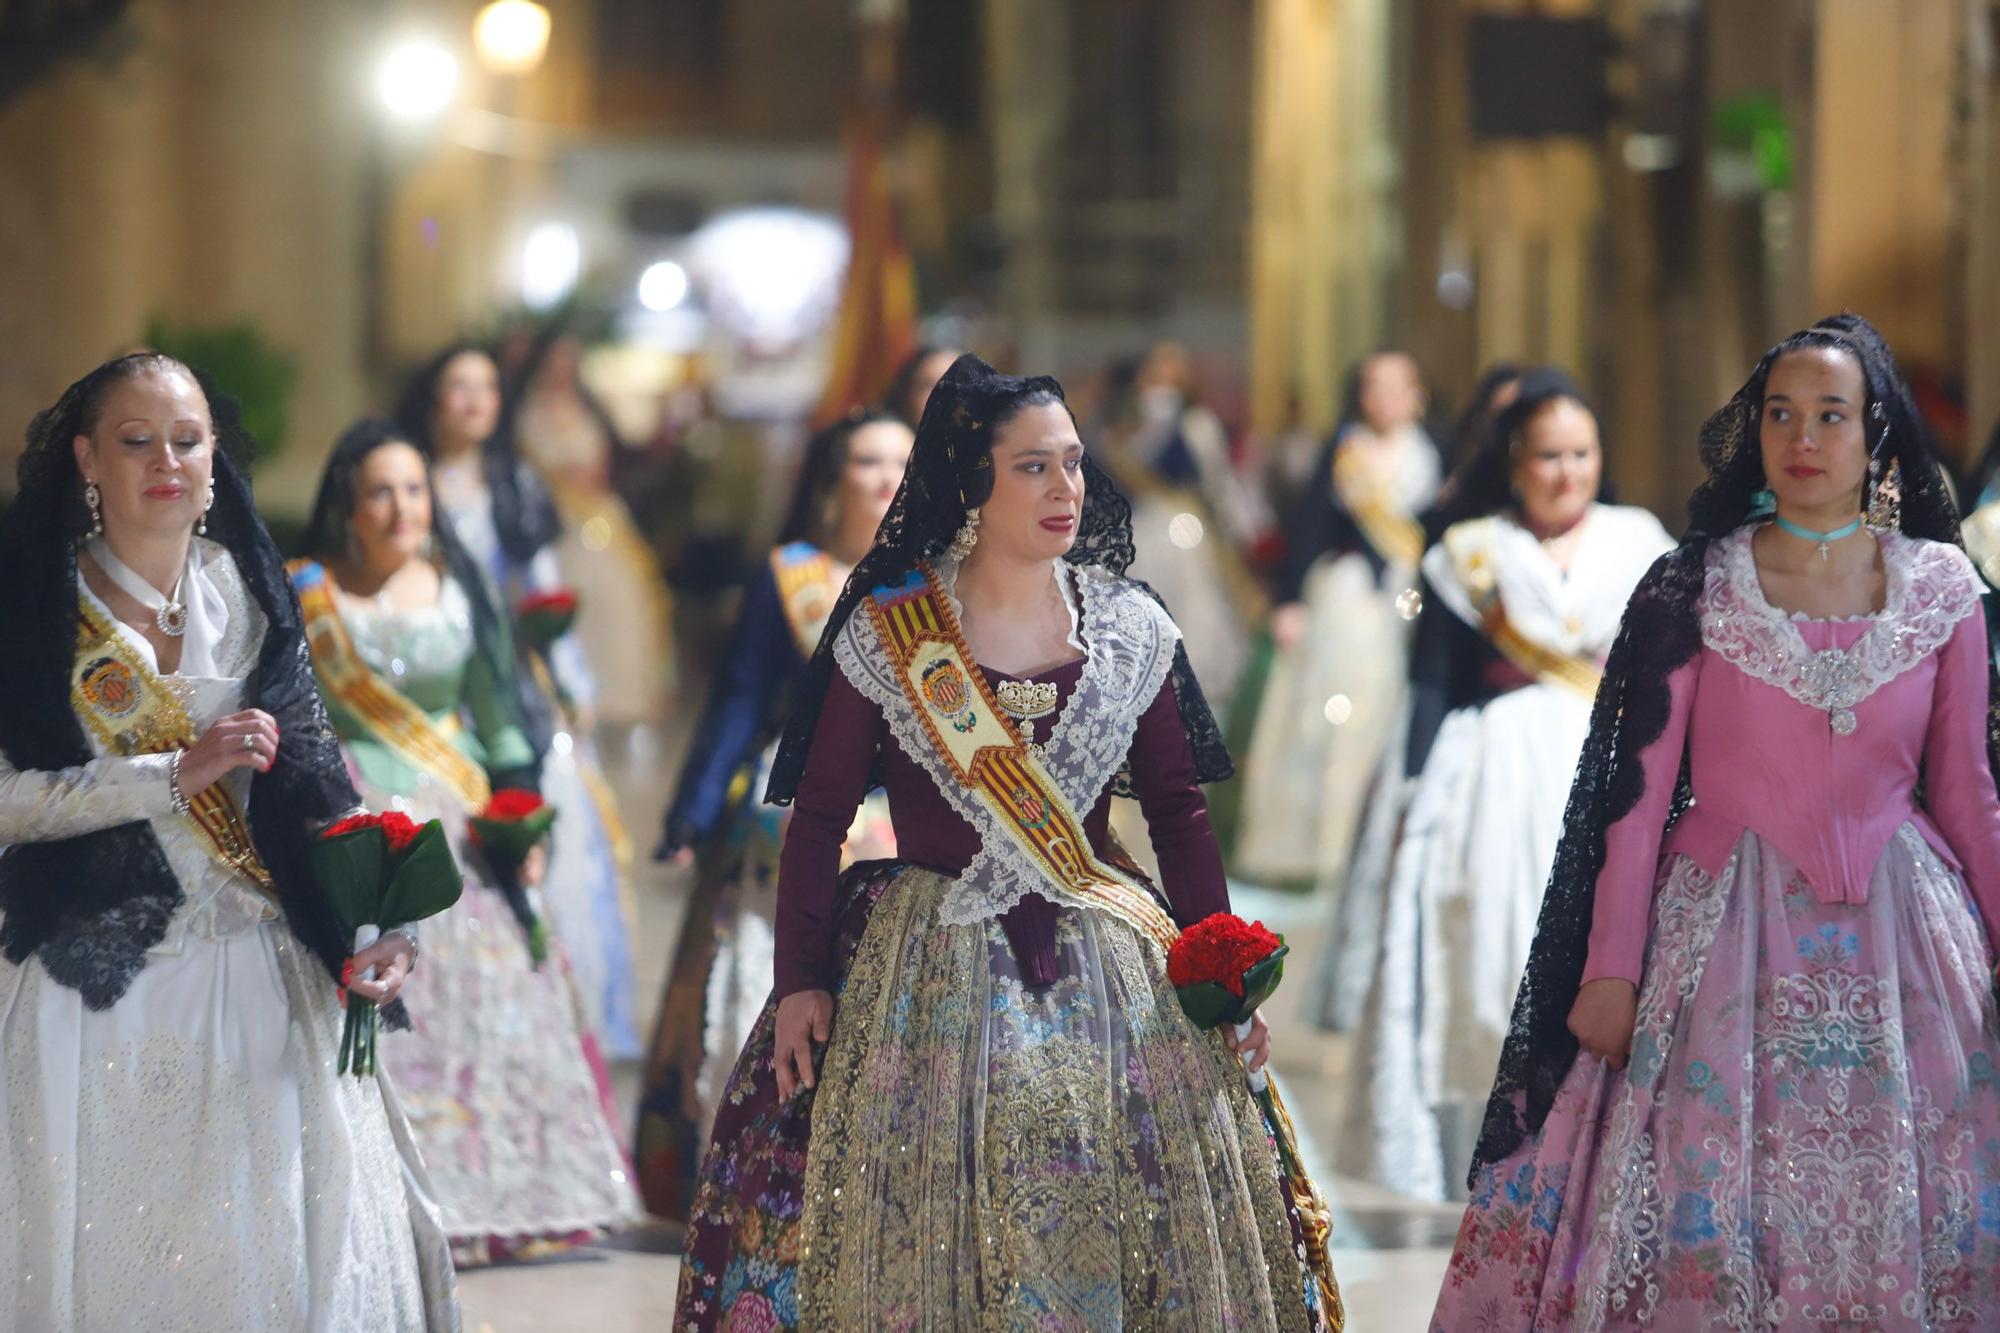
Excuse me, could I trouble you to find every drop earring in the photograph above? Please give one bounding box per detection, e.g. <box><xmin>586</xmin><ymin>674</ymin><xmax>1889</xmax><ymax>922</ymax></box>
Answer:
<box><xmin>197</xmin><ymin>479</ymin><xmax>214</xmax><ymax>537</ymax></box>
<box><xmin>949</xmin><ymin>507</ymin><xmax>981</xmax><ymax>560</ymax></box>
<box><xmin>85</xmin><ymin>481</ymin><xmax>103</xmax><ymax>537</ymax></box>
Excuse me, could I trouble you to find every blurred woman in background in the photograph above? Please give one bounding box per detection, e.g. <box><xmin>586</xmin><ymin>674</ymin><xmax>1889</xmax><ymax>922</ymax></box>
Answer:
<box><xmin>635</xmin><ymin>406</ymin><xmax>909</xmax><ymax>1226</ymax></box>
<box><xmin>1327</xmin><ymin>370</ymin><xmax>1672</xmax><ymax>1202</ymax></box>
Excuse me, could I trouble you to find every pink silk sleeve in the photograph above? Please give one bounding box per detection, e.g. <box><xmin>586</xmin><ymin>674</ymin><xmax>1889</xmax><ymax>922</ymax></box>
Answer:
<box><xmin>1922</xmin><ymin>604</ymin><xmax>2000</xmax><ymax>959</ymax></box>
<box><xmin>1580</xmin><ymin>656</ymin><xmax>1701</xmax><ymax>987</ymax></box>
<box><xmin>773</xmin><ymin>669</ymin><xmax>885</xmax><ymax>999</ymax></box>
<box><xmin>1124</xmin><ymin>675</ymin><xmax>1231</xmax><ymax>927</ymax></box>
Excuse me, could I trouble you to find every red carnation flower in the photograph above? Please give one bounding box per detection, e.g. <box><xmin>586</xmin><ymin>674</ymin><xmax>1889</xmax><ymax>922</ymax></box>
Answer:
<box><xmin>517</xmin><ymin>590</ymin><xmax>578</xmax><ymax>616</ymax></box>
<box><xmin>378</xmin><ymin>811</ymin><xmax>422</xmax><ymax>854</ymax></box>
<box><xmin>321</xmin><ymin>810</ymin><xmax>423</xmax><ymax>855</ymax></box>
<box><xmin>1166</xmin><ymin>913</ymin><xmax>1285</xmax><ymax>996</ymax></box>
<box><xmin>483</xmin><ymin>788</ymin><xmax>547</xmax><ymax>821</ymax></box>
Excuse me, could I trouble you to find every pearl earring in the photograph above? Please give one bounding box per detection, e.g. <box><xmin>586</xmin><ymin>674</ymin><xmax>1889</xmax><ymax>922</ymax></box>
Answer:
<box><xmin>85</xmin><ymin>481</ymin><xmax>103</xmax><ymax>537</ymax></box>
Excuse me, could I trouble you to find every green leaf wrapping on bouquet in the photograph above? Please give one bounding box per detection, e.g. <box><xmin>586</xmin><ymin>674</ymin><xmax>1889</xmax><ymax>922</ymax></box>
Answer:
<box><xmin>516</xmin><ymin>604</ymin><xmax>578</xmax><ymax>653</ymax></box>
<box><xmin>468</xmin><ymin>804</ymin><xmax>559</xmax><ymax>868</ymax></box>
<box><xmin>379</xmin><ymin>819</ymin><xmax>465</xmax><ymax>924</ymax></box>
<box><xmin>311</xmin><ymin>816</ymin><xmax>464</xmax><ymax>1077</ymax></box>
<box><xmin>1173</xmin><ymin>944</ymin><xmax>1289</xmax><ymax>1030</ymax></box>
<box><xmin>306</xmin><ymin>822</ymin><xmax>390</xmax><ymax>928</ymax></box>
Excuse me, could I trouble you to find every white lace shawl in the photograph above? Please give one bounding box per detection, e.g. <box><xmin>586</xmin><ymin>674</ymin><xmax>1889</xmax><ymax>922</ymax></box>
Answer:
<box><xmin>832</xmin><ymin>562</ymin><xmax>1181</xmax><ymax>926</ymax></box>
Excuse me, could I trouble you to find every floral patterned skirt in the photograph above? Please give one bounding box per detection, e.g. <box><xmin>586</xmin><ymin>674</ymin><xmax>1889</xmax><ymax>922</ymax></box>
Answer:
<box><xmin>672</xmin><ymin>859</ymin><xmax>899</xmax><ymax>1330</ymax></box>
<box><xmin>1435</xmin><ymin>825</ymin><xmax>2000</xmax><ymax>1331</ymax></box>
<box><xmin>361</xmin><ymin>773</ymin><xmax>641</xmax><ymax>1260</ymax></box>
<box><xmin>673</xmin><ymin>862</ymin><xmax>1324</xmax><ymax>1332</ymax></box>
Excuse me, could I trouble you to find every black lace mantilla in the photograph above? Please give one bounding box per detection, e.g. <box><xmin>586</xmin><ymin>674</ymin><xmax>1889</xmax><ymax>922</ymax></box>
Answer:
<box><xmin>1470</xmin><ymin>313</ymin><xmax>2000</xmax><ymax>1182</ymax></box>
<box><xmin>0</xmin><ymin>359</ymin><xmax>392</xmax><ymax>1020</ymax></box>
<box><xmin>763</xmin><ymin>353</ymin><xmax>1231</xmax><ymax>805</ymax></box>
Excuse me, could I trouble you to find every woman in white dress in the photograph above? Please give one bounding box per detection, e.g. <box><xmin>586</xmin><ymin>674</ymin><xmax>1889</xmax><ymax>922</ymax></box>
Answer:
<box><xmin>0</xmin><ymin>354</ymin><xmax>456</xmax><ymax>1331</ymax></box>
<box><xmin>398</xmin><ymin>343</ymin><xmax>642</xmax><ymax>1061</ymax></box>
<box><xmin>1238</xmin><ymin>350</ymin><xmax>1443</xmax><ymax>888</ymax></box>
<box><xmin>1329</xmin><ymin>369</ymin><xmax>1674</xmax><ymax>1202</ymax></box>
<box><xmin>511</xmin><ymin>332</ymin><xmax>676</xmax><ymax>730</ymax></box>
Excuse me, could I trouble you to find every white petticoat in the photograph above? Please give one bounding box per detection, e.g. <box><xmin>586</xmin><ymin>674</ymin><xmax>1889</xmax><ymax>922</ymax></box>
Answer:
<box><xmin>1333</xmin><ymin>679</ymin><xmax>1594</xmax><ymax>1202</ymax></box>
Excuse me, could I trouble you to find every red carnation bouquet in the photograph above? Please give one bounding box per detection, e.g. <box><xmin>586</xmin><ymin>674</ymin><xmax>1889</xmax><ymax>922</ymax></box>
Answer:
<box><xmin>310</xmin><ymin>810</ymin><xmax>463</xmax><ymax>1076</ymax></box>
<box><xmin>469</xmin><ymin>788</ymin><xmax>559</xmax><ymax>965</ymax></box>
<box><xmin>515</xmin><ymin>589</ymin><xmax>580</xmax><ymax>655</ymax></box>
<box><xmin>1167</xmin><ymin>913</ymin><xmax>1300</xmax><ymax>1172</ymax></box>
<box><xmin>1168</xmin><ymin>912</ymin><xmax>1341</xmax><ymax>1318</ymax></box>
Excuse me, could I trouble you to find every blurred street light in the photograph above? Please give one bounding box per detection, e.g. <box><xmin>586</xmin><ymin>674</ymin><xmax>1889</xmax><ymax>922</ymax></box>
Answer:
<box><xmin>377</xmin><ymin>39</ymin><xmax>458</xmax><ymax>121</ymax></box>
<box><xmin>638</xmin><ymin>260</ymin><xmax>690</xmax><ymax>312</ymax></box>
<box><xmin>521</xmin><ymin>221</ymin><xmax>580</xmax><ymax>309</ymax></box>
<box><xmin>473</xmin><ymin>1</ymin><xmax>552</xmax><ymax>77</ymax></box>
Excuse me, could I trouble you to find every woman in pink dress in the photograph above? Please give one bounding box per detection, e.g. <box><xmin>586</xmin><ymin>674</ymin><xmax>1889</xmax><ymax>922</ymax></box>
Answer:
<box><xmin>1435</xmin><ymin>313</ymin><xmax>2000</xmax><ymax>1330</ymax></box>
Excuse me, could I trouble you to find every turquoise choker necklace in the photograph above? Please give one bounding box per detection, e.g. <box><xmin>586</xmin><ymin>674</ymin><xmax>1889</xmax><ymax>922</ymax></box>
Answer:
<box><xmin>1771</xmin><ymin>514</ymin><xmax>1864</xmax><ymax>561</ymax></box>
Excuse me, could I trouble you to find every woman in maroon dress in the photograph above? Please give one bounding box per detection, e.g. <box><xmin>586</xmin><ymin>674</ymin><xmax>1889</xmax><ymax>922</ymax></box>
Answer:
<box><xmin>672</xmin><ymin>357</ymin><xmax>1335</xmax><ymax>1330</ymax></box>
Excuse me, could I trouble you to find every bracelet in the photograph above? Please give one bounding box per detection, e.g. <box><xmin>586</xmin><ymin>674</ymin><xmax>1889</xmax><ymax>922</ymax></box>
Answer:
<box><xmin>168</xmin><ymin>751</ymin><xmax>194</xmax><ymax>816</ymax></box>
<box><xmin>393</xmin><ymin>924</ymin><xmax>421</xmax><ymax>967</ymax></box>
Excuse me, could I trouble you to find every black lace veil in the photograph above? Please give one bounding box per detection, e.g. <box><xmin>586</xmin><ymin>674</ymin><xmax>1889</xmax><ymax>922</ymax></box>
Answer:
<box><xmin>0</xmin><ymin>355</ymin><xmax>371</xmax><ymax>1012</ymax></box>
<box><xmin>1468</xmin><ymin>312</ymin><xmax>1991</xmax><ymax>1183</ymax></box>
<box><xmin>764</xmin><ymin>354</ymin><xmax>1232</xmax><ymax>805</ymax></box>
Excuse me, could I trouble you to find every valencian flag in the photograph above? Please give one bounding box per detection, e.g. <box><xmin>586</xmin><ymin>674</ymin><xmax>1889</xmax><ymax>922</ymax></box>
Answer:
<box><xmin>811</xmin><ymin>112</ymin><xmax>919</xmax><ymax>427</ymax></box>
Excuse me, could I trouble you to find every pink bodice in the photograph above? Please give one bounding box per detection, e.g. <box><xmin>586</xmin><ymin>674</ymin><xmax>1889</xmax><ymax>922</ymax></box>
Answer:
<box><xmin>1584</xmin><ymin>529</ymin><xmax>2000</xmax><ymax>984</ymax></box>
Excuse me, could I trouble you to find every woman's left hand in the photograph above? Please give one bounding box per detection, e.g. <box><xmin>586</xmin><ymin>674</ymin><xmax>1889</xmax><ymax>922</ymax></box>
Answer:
<box><xmin>345</xmin><ymin>932</ymin><xmax>415</xmax><ymax>1006</ymax></box>
<box><xmin>1220</xmin><ymin>1008</ymin><xmax>1272</xmax><ymax>1073</ymax></box>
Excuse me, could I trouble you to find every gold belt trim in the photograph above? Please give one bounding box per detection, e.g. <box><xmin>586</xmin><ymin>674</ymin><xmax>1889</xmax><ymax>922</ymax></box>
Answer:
<box><xmin>1483</xmin><ymin>605</ymin><xmax>1603</xmax><ymax>699</ymax></box>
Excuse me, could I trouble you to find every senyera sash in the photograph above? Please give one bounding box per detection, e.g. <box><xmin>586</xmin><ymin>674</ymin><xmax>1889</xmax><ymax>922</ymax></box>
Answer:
<box><xmin>289</xmin><ymin>561</ymin><xmax>492</xmax><ymax>809</ymax></box>
<box><xmin>862</xmin><ymin>565</ymin><xmax>1179</xmax><ymax>950</ymax></box>
<box><xmin>772</xmin><ymin>542</ymin><xmax>842</xmax><ymax>659</ymax></box>
<box><xmin>72</xmin><ymin>599</ymin><xmax>274</xmax><ymax>895</ymax></box>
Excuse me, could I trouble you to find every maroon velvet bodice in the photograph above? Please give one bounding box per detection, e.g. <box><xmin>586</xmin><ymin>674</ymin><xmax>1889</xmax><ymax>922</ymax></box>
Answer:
<box><xmin>773</xmin><ymin>656</ymin><xmax>1229</xmax><ymax>997</ymax></box>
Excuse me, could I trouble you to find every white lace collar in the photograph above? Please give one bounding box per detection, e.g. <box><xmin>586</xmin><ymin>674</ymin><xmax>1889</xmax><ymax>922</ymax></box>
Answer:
<box><xmin>834</xmin><ymin>563</ymin><xmax>1178</xmax><ymax>926</ymax></box>
<box><xmin>1699</xmin><ymin>526</ymin><xmax>1979</xmax><ymax>733</ymax></box>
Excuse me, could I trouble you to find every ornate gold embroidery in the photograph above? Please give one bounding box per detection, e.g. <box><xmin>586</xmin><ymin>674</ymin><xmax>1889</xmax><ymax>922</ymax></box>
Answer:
<box><xmin>799</xmin><ymin>870</ymin><xmax>1319</xmax><ymax>1330</ymax></box>
<box><xmin>71</xmin><ymin>601</ymin><xmax>272</xmax><ymax>892</ymax></box>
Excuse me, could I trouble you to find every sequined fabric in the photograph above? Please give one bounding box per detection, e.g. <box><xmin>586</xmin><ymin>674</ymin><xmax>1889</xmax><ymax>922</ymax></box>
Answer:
<box><xmin>672</xmin><ymin>859</ymin><xmax>899</xmax><ymax>1331</ymax></box>
<box><xmin>797</xmin><ymin>869</ymin><xmax>1321</xmax><ymax>1330</ymax></box>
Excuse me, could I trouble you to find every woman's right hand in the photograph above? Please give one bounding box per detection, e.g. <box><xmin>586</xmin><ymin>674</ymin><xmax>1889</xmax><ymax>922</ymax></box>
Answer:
<box><xmin>179</xmin><ymin>709</ymin><xmax>279</xmax><ymax>795</ymax></box>
<box><xmin>1269</xmin><ymin>602</ymin><xmax>1307</xmax><ymax>652</ymax></box>
<box><xmin>773</xmin><ymin>988</ymin><xmax>834</xmax><ymax>1101</ymax></box>
<box><xmin>1567</xmin><ymin>978</ymin><xmax>1639</xmax><ymax>1071</ymax></box>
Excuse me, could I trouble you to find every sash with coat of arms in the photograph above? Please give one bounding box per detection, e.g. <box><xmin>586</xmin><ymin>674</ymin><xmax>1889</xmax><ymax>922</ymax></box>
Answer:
<box><xmin>849</xmin><ymin>564</ymin><xmax>1180</xmax><ymax>950</ymax></box>
<box><xmin>71</xmin><ymin>599</ymin><xmax>273</xmax><ymax>894</ymax></box>
<box><xmin>771</xmin><ymin>542</ymin><xmax>844</xmax><ymax>658</ymax></box>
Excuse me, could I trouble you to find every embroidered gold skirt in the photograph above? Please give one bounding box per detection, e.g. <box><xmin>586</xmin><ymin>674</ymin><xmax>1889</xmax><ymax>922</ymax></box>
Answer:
<box><xmin>799</xmin><ymin>869</ymin><xmax>1321</xmax><ymax>1331</ymax></box>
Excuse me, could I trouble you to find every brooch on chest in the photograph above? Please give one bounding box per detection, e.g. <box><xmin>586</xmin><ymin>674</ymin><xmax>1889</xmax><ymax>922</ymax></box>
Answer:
<box><xmin>995</xmin><ymin>678</ymin><xmax>1060</xmax><ymax>761</ymax></box>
